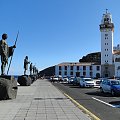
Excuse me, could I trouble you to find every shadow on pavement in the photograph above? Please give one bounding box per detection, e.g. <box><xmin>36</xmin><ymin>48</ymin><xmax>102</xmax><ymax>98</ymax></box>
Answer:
<box><xmin>86</xmin><ymin>91</ymin><xmax>113</xmax><ymax>97</ymax></box>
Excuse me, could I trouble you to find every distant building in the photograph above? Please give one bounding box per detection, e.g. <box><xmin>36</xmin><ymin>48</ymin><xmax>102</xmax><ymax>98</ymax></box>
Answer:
<box><xmin>55</xmin><ymin>62</ymin><xmax>101</xmax><ymax>78</ymax></box>
<box><xmin>113</xmin><ymin>51</ymin><xmax>120</xmax><ymax>77</ymax></box>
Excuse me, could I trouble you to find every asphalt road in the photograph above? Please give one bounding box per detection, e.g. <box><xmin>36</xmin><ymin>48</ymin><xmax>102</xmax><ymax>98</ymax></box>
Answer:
<box><xmin>52</xmin><ymin>82</ymin><xmax>120</xmax><ymax>120</ymax></box>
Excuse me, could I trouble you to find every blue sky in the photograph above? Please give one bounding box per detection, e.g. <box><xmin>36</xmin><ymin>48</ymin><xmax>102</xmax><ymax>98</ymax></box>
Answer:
<box><xmin>0</xmin><ymin>0</ymin><xmax>120</xmax><ymax>75</ymax></box>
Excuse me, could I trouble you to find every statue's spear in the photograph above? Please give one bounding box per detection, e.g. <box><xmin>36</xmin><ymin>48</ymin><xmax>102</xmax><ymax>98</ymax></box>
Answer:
<box><xmin>7</xmin><ymin>31</ymin><xmax>19</xmax><ymax>75</ymax></box>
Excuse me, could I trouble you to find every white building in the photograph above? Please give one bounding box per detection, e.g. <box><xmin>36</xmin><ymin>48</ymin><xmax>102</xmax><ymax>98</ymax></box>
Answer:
<box><xmin>55</xmin><ymin>10</ymin><xmax>120</xmax><ymax>78</ymax></box>
<box><xmin>55</xmin><ymin>62</ymin><xmax>101</xmax><ymax>78</ymax></box>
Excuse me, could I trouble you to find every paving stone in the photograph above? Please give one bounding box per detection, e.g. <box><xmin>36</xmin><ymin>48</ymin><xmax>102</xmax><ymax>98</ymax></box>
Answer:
<box><xmin>0</xmin><ymin>79</ymin><xmax>91</xmax><ymax>120</ymax></box>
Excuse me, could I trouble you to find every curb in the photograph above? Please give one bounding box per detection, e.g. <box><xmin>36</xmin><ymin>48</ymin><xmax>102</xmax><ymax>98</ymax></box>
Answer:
<box><xmin>64</xmin><ymin>93</ymin><xmax>101</xmax><ymax>120</ymax></box>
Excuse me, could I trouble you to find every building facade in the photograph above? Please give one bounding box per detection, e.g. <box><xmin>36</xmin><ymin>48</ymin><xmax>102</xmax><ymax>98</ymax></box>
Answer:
<box><xmin>55</xmin><ymin>62</ymin><xmax>101</xmax><ymax>78</ymax></box>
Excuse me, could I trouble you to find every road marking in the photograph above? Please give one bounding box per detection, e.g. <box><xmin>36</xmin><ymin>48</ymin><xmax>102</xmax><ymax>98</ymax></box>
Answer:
<box><xmin>92</xmin><ymin>97</ymin><xmax>115</xmax><ymax>108</ymax></box>
<box><xmin>64</xmin><ymin>93</ymin><xmax>101</xmax><ymax>120</ymax></box>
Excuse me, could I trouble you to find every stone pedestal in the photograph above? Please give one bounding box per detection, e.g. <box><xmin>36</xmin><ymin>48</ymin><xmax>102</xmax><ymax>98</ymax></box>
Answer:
<box><xmin>17</xmin><ymin>75</ymin><xmax>31</xmax><ymax>86</ymax></box>
<box><xmin>29</xmin><ymin>75</ymin><xmax>37</xmax><ymax>83</ymax></box>
<box><xmin>0</xmin><ymin>75</ymin><xmax>18</xmax><ymax>100</ymax></box>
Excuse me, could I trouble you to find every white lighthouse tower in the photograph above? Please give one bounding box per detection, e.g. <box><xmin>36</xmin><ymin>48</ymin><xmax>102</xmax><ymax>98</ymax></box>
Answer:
<box><xmin>100</xmin><ymin>9</ymin><xmax>115</xmax><ymax>77</ymax></box>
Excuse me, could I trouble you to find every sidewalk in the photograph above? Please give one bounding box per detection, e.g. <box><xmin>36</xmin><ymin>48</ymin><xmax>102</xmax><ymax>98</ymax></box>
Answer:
<box><xmin>0</xmin><ymin>79</ymin><xmax>91</xmax><ymax>120</ymax></box>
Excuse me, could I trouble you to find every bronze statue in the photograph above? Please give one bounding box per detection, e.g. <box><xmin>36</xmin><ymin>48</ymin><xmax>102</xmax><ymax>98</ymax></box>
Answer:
<box><xmin>24</xmin><ymin>56</ymin><xmax>30</xmax><ymax>75</ymax></box>
<box><xmin>29</xmin><ymin>63</ymin><xmax>33</xmax><ymax>75</ymax></box>
<box><xmin>0</xmin><ymin>33</ymin><xmax>16</xmax><ymax>75</ymax></box>
<box><xmin>33</xmin><ymin>65</ymin><xmax>35</xmax><ymax>75</ymax></box>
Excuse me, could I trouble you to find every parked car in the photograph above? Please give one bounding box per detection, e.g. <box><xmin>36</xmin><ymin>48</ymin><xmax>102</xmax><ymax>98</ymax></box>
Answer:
<box><xmin>63</xmin><ymin>77</ymin><xmax>69</xmax><ymax>83</ymax></box>
<box><xmin>79</xmin><ymin>78</ymin><xmax>94</xmax><ymax>87</ymax></box>
<box><xmin>94</xmin><ymin>79</ymin><xmax>101</xmax><ymax>88</ymax></box>
<box><xmin>100</xmin><ymin>79</ymin><xmax>120</xmax><ymax>96</ymax></box>
<box><xmin>73</xmin><ymin>77</ymin><xmax>81</xmax><ymax>85</ymax></box>
<box><xmin>50</xmin><ymin>77</ymin><xmax>59</xmax><ymax>82</ymax></box>
<box><xmin>68</xmin><ymin>77</ymin><xmax>74</xmax><ymax>84</ymax></box>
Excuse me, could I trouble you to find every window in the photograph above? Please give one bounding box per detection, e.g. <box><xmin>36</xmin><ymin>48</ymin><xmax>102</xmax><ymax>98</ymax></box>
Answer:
<box><xmin>83</xmin><ymin>66</ymin><xmax>86</xmax><ymax>70</ymax></box>
<box><xmin>70</xmin><ymin>71</ymin><xmax>73</xmax><ymax>75</ymax></box>
<box><xmin>59</xmin><ymin>66</ymin><xmax>61</xmax><ymax>70</ymax></box>
<box><xmin>96</xmin><ymin>66</ymin><xmax>100</xmax><ymax>71</ymax></box>
<box><xmin>77</xmin><ymin>66</ymin><xmax>79</xmax><ymax>70</ymax></box>
<box><xmin>107</xmin><ymin>18</ymin><xmax>109</xmax><ymax>21</ymax></box>
<box><xmin>90</xmin><ymin>66</ymin><xmax>92</xmax><ymax>70</ymax></box>
<box><xmin>64</xmin><ymin>66</ymin><xmax>67</xmax><ymax>70</ymax></box>
<box><xmin>83</xmin><ymin>72</ymin><xmax>86</xmax><ymax>76</ymax></box>
<box><xmin>64</xmin><ymin>71</ymin><xmax>67</xmax><ymax>75</ymax></box>
<box><xmin>90</xmin><ymin>72</ymin><xmax>92</xmax><ymax>77</ymax></box>
<box><xmin>59</xmin><ymin>71</ymin><xmax>61</xmax><ymax>75</ymax></box>
<box><xmin>105</xmin><ymin>34</ymin><xmax>108</xmax><ymax>36</ymax></box>
<box><xmin>70</xmin><ymin>66</ymin><xmax>73</xmax><ymax>70</ymax></box>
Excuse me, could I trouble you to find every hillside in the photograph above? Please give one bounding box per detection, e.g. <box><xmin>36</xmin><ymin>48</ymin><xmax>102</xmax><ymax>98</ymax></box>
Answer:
<box><xmin>39</xmin><ymin>66</ymin><xmax>55</xmax><ymax>77</ymax></box>
<box><xmin>79</xmin><ymin>52</ymin><xmax>101</xmax><ymax>63</ymax></box>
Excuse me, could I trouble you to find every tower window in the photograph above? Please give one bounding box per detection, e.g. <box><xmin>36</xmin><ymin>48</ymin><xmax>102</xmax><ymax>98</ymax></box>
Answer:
<box><xmin>105</xmin><ymin>34</ymin><xmax>108</xmax><ymax>36</ymax></box>
<box><xmin>107</xmin><ymin>18</ymin><xmax>109</xmax><ymax>21</ymax></box>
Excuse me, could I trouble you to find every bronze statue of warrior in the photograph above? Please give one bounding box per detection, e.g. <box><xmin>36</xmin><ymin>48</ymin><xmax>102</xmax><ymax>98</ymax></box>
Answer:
<box><xmin>29</xmin><ymin>63</ymin><xmax>33</xmax><ymax>75</ymax></box>
<box><xmin>24</xmin><ymin>56</ymin><xmax>30</xmax><ymax>75</ymax></box>
<box><xmin>0</xmin><ymin>33</ymin><xmax>16</xmax><ymax>75</ymax></box>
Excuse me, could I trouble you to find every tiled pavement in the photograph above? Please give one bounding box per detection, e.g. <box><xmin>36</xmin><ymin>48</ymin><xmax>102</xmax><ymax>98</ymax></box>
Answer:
<box><xmin>0</xmin><ymin>79</ymin><xmax>91</xmax><ymax>120</ymax></box>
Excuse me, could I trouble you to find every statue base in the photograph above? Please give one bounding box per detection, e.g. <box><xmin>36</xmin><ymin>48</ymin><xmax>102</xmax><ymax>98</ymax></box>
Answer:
<box><xmin>29</xmin><ymin>75</ymin><xmax>37</xmax><ymax>83</ymax></box>
<box><xmin>0</xmin><ymin>75</ymin><xmax>18</xmax><ymax>100</ymax></box>
<box><xmin>17</xmin><ymin>75</ymin><xmax>31</xmax><ymax>86</ymax></box>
